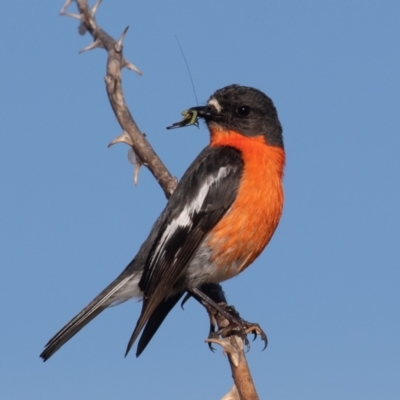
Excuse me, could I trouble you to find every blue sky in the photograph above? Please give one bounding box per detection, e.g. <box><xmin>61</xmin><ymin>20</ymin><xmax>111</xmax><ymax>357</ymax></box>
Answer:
<box><xmin>1</xmin><ymin>1</ymin><xmax>399</xmax><ymax>399</ymax></box>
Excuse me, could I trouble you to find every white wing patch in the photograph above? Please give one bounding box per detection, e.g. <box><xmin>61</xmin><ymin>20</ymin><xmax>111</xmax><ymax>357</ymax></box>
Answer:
<box><xmin>208</xmin><ymin>97</ymin><xmax>222</xmax><ymax>113</ymax></box>
<box><xmin>152</xmin><ymin>166</ymin><xmax>230</xmax><ymax>261</ymax></box>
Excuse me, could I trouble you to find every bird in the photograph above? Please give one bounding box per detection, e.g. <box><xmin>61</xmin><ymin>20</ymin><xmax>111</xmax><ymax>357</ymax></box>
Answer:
<box><xmin>40</xmin><ymin>84</ymin><xmax>285</xmax><ymax>361</ymax></box>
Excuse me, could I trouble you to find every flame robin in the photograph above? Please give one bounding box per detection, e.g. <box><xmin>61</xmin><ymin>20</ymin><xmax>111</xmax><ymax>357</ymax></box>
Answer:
<box><xmin>40</xmin><ymin>84</ymin><xmax>285</xmax><ymax>360</ymax></box>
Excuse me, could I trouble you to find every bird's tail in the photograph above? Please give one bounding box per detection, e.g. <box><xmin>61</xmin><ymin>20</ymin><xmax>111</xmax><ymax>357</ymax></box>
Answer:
<box><xmin>40</xmin><ymin>271</ymin><xmax>141</xmax><ymax>361</ymax></box>
<box><xmin>135</xmin><ymin>293</ymin><xmax>184</xmax><ymax>357</ymax></box>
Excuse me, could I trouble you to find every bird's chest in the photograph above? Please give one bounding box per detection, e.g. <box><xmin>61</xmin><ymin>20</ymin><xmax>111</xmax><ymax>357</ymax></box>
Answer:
<box><xmin>205</xmin><ymin>140</ymin><xmax>284</xmax><ymax>281</ymax></box>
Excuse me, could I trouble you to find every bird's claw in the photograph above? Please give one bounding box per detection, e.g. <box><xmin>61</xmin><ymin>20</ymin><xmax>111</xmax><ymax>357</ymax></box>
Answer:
<box><xmin>180</xmin><ymin>292</ymin><xmax>192</xmax><ymax>309</ymax></box>
<box><xmin>207</xmin><ymin>326</ymin><xmax>218</xmax><ymax>352</ymax></box>
<box><xmin>243</xmin><ymin>323</ymin><xmax>268</xmax><ymax>350</ymax></box>
<box><xmin>212</xmin><ymin>304</ymin><xmax>268</xmax><ymax>351</ymax></box>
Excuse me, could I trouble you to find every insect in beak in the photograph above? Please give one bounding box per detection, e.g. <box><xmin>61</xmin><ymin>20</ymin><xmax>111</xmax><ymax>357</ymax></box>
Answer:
<box><xmin>167</xmin><ymin>106</ymin><xmax>209</xmax><ymax>130</ymax></box>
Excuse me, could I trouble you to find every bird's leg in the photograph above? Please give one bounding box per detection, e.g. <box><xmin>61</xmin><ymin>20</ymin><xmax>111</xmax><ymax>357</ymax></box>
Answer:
<box><xmin>189</xmin><ymin>287</ymin><xmax>268</xmax><ymax>350</ymax></box>
<box><xmin>190</xmin><ymin>288</ymin><xmax>249</xmax><ymax>346</ymax></box>
<box><xmin>182</xmin><ymin>283</ymin><xmax>226</xmax><ymax>350</ymax></box>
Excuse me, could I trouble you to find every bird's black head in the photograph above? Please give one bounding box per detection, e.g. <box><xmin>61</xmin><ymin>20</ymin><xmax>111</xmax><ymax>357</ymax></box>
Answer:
<box><xmin>167</xmin><ymin>84</ymin><xmax>283</xmax><ymax>148</ymax></box>
<box><xmin>194</xmin><ymin>85</ymin><xmax>283</xmax><ymax>148</ymax></box>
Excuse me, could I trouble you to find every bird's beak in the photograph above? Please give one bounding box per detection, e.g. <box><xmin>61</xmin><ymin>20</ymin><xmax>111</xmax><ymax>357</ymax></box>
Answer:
<box><xmin>186</xmin><ymin>106</ymin><xmax>209</xmax><ymax>117</ymax></box>
<box><xmin>167</xmin><ymin>106</ymin><xmax>213</xmax><ymax>130</ymax></box>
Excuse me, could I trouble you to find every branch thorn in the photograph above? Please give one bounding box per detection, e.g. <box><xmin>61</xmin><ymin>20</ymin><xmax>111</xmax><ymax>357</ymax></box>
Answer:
<box><xmin>128</xmin><ymin>148</ymin><xmax>143</xmax><ymax>186</ymax></box>
<box><xmin>123</xmin><ymin>59</ymin><xmax>142</xmax><ymax>76</ymax></box>
<box><xmin>115</xmin><ymin>26</ymin><xmax>129</xmax><ymax>53</ymax></box>
<box><xmin>107</xmin><ymin>132</ymin><xmax>142</xmax><ymax>186</ymax></box>
<box><xmin>59</xmin><ymin>0</ymin><xmax>74</xmax><ymax>15</ymax></box>
<box><xmin>205</xmin><ymin>337</ymin><xmax>242</xmax><ymax>367</ymax></box>
<box><xmin>107</xmin><ymin>130</ymin><xmax>133</xmax><ymax>147</ymax></box>
<box><xmin>90</xmin><ymin>0</ymin><xmax>102</xmax><ymax>16</ymax></box>
<box><xmin>60</xmin><ymin>11</ymin><xmax>83</xmax><ymax>21</ymax></box>
<box><xmin>79</xmin><ymin>39</ymin><xmax>103</xmax><ymax>54</ymax></box>
<box><xmin>220</xmin><ymin>385</ymin><xmax>240</xmax><ymax>400</ymax></box>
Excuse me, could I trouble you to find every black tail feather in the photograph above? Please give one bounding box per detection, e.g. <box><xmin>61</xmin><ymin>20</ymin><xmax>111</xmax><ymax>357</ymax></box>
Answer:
<box><xmin>135</xmin><ymin>293</ymin><xmax>184</xmax><ymax>357</ymax></box>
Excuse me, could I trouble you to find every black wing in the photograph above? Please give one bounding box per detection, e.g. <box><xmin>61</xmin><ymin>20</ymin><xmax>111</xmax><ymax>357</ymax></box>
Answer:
<box><xmin>126</xmin><ymin>145</ymin><xmax>244</xmax><ymax>355</ymax></box>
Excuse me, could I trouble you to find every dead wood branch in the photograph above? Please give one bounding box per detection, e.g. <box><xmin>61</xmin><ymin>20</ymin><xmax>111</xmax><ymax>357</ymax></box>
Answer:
<box><xmin>66</xmin><ymin>0</ymin><xmax>177</xmax><ymax>198</ymax></box>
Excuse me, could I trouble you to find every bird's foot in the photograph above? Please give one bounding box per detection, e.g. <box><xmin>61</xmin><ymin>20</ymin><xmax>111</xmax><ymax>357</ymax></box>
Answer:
<box><xmin>211</xmin><ymin>304</ymin><xmax>268</xmax><ymax>351</ymax></box>
<box><xmin>188</xmin><ymin>287</ymin><xmax>267</xmax><ymax>351</ymax></box>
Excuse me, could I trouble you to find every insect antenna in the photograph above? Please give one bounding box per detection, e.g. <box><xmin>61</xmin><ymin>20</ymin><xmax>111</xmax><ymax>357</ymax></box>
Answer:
<box><xmin>175</xmin><ymin>36</ymin><xmax>199</xmax><ymax>106</ymax></box>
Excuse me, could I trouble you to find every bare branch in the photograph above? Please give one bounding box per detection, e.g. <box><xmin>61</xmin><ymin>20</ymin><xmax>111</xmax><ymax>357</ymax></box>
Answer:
<box><xmin>204</xmin><ymin>309</ymin><xmax>261</xmax><ymax>400</ymax></box>
<box><xmin>64</xmin><ymin>0</ymin><xmax>176</xmax><ymax>198</ymax></box>
<box><xmin>207</xmin><ymin>336</ymin><xmax>259</xmax><ymax>400</ymax></box>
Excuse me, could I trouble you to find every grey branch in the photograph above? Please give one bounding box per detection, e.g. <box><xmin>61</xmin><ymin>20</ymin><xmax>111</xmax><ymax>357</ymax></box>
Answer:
<box><xmin>61</xmin><ymin>1</ymin><xmax>259</xmax><ymax>398</ymax></box>
<box><xmin>64</xmin><ymin>0</ymin><xmax>176</xmax><ymax>198</ymax></box>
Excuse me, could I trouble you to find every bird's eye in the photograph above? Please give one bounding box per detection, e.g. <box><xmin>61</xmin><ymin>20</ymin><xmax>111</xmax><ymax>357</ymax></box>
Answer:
<box><xmin>236</xmin><ymin>106</ymin><xmax>251</xmax><ymax>117</ymax></box>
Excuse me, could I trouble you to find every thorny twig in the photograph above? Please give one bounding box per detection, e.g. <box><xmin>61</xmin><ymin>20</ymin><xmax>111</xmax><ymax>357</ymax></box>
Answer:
<box><xmin>64</xmin><ymin>0</ymin><xmax>177</xmax><ymax>197</ymax></box>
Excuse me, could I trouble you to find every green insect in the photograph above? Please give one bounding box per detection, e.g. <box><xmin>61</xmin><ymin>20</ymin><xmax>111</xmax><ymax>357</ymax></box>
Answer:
<box><xmin>167</xmin><ymin>108</ymin><xmax>200</xmax><ymax>130</ymax></box>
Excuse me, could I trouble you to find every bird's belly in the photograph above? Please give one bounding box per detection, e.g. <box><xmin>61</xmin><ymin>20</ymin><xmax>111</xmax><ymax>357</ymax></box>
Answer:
<box><xmin>207</xmin><ymin>192</ymin><xmax>282</xmax><ymax>280</ymax></box>
<box><xmin>186</xmin><ymin>166</ymin><xmax>283</xmax><ymax>287</ymax></box>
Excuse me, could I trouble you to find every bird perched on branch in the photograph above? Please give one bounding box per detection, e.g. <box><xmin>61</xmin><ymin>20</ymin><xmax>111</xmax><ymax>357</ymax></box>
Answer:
<box><xmin>40</xmin><ymin>84</ymin><xmax>285</xmax><ymax>361</ymax></box>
